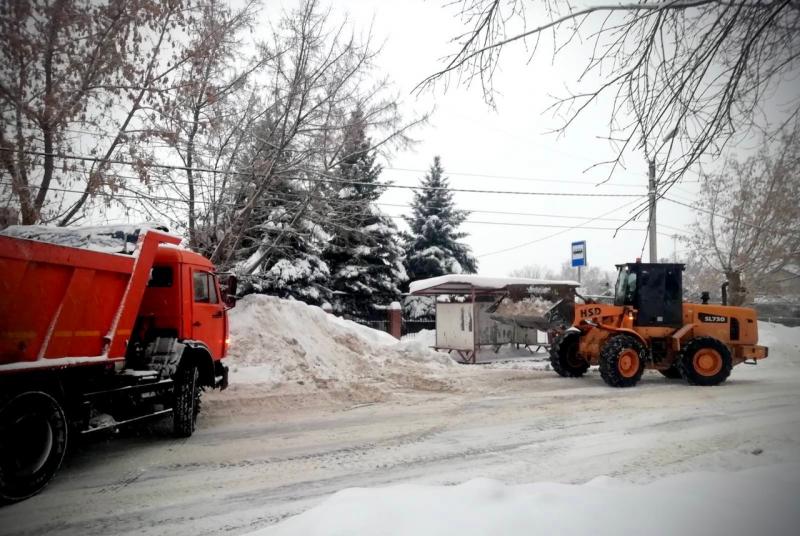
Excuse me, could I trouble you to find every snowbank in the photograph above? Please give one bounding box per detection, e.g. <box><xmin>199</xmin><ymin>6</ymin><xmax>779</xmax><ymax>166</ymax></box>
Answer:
<box><xmin>227</xmin><ymin>295</ymin><xmax>456</xmax><ymax>390</ymax></box>
<box><xmin>252</xmin><ymin>463</ymin><xmax>800</xmax><ymax>536</ymax></box>
<box><xmin>758</xmin><ymin>321</ymin><xmax>800</xmax><ymax>366</ymax></box>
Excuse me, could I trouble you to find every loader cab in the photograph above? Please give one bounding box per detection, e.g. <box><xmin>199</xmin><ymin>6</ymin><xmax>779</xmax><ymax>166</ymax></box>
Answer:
<box><xmin>614</xmin><ymin>263</ymin><xmax>684</xmax><ymax>327</ymax></box>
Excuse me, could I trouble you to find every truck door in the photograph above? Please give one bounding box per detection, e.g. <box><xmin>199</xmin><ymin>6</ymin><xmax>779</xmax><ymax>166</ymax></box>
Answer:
<box><xmin>190</xmin><ymin>268</ymin><xmax>225</xmax><ymax>358</ymax></box>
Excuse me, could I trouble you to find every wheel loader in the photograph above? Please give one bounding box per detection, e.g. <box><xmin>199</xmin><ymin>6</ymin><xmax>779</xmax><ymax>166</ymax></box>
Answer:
<box><xmin>548</xmin><ymin>262</ymin><xmax>768</xmax><ymax>387</ymax></box>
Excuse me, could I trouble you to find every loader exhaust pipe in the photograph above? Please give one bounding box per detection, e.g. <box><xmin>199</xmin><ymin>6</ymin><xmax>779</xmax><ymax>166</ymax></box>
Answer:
<box><xmin>721</xmin><ymin>281</ymin><xmax>729</xmax><ymax>306</ymax></box>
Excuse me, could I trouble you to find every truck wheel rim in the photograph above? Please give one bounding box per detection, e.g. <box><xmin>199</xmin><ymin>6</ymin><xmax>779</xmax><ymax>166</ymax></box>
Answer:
<box><xmin>618</xmin><ymin>350</ymin><xmax>639</xmax><ymax>378</ymax></box>
<box><xmin>694</xmin><ymin>349</ymin><xmax>723</xmax><ymax>376</ymax></box>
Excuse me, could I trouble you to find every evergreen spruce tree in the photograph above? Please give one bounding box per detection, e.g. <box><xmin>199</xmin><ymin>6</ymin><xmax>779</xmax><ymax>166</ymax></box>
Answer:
<box><xmin>404</xmin><ymin>156</ymin><xmax>478</xmax><ymax>282</ymax></box>
<box><xmin>323</xmin><ymin>110</ymin><xmax>407</xmax><ymax>317</ymax></box>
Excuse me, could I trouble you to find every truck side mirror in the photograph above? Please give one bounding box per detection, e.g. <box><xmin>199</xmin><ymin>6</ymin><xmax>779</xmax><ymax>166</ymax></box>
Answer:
<box><xmin>220</xmin><ymin>273</ymin><xmax>237</xmax><ymax>308</ymax></box>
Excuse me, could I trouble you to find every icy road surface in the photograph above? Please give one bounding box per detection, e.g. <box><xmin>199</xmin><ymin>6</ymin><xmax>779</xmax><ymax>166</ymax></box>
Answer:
<box><xmin>2</xmin><ymin>353</ymin><xmax>799</xmax><ymax>536</ymax></box>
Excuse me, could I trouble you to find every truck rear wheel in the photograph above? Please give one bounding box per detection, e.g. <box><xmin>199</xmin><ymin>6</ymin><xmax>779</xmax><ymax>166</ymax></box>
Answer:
<box><xmin>0</xmin><ymin>391</ymin><xmax>68</xmax><ymax>503</ymax></box>
<box><xmin>550</xmin><ymin>333</ymin><xmax>589</xmax><ymax>377</ymax></box>
<box><xmin>678</xmin><ymin>337</ymin><xmax>732</xmax><ymax>386</ymax></box>
<box><xmin>173</xmin><ymin>363</ymin><xmax>201</xmax><ymax>438</ymax></box>
<box><xmin>599</xmin><ymin>335</ymin><xmax>646</xmax><ymax>388</ymax></box>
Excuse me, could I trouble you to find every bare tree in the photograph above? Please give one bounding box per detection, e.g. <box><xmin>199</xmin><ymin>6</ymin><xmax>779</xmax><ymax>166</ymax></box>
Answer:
<box><xmin>207</xmin><ymin>0</ymin><xmax>425</xmax><ymax>272</ymax></box>
<box><xmin>420</xmin><ymin>0</ymin><xmax>800</xmax><ymax>219</ymax></box>
<box><xmin>688</xmin><ymin>127</ymin><xmax>800</xmax><ymax>305</ymax></box>
<box><xmin>147</xmin><ymin>0</ymin><xmax>267</xmax><ymax>248</ymax></box>
<box><xmin>0</xmin><ymin>0</ymin><xmax>196</xmax><ymax>225</ymax></box>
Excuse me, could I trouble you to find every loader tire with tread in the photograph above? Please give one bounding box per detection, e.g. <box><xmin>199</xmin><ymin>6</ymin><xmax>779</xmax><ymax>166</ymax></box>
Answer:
<box><xmin>173</xmin><ymin>363</ymin><xmax>201</xmax><ymax>438</ymax></box>
<box><xmin>678</xmin><ymin>337</ymin><xmax>732</xmax><ymax>386</ymax></box>
<box><xmin>550</xmin><ymin>333</ymin><xmax>589</xmax><ymax>377</ymax></box>
<box><xmin>0</xmin><ymin>391</ymin><xmax>68</xmax><ymax>503</ymax></box>
<box><xmin>599</xmin><ymin>335</ymin><xmax>646</xmax><ymax>388</ymax></box>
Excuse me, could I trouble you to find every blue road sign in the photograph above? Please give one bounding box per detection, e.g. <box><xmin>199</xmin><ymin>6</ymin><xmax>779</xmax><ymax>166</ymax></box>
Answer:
<box><xmin>571</xmin><ymin>240</ymin><xmax>586</xmax><ymax>267</ymax></box>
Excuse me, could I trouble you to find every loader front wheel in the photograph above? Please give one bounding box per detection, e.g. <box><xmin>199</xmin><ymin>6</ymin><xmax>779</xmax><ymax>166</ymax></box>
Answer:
<box><xmin>678</xmin><ymin>337</ymin><xmax>732</xmax><ymax>386</ymax></box>
<box><xmin>599</xmin><ymin>335</ymin><xmax>645</xmax><ymax>388</ymax></box>
<box><xmin>173</xmin><ymin>363</ymin><xmax>201</xmax><ymax>438</ymax></box>
<box><xmin>550</xmin><ymin>333</ymin><xmax>589</xmax><ymax>378</ymax></box>
<box><xmin>0</xmin><ymin>391</ymin><xmax>68</xmax><ymax>503</ymax></box>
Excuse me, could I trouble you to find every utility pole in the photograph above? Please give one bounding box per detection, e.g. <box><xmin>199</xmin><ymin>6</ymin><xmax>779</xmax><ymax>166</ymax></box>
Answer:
<box><xmin>648</xmin><ymin>158</ymin><xmax>658</xmax><ymax>262</ymax></box>
<box><xmin>672</xmin><ymin>234</ymin><xmax>679</xmax><ymax>262</ymax></box>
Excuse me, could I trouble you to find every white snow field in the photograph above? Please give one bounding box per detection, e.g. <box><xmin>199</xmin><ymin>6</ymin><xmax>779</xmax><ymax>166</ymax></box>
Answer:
<box><xmin>255</xmin><ymin>464</ymin><xmax>800</xmax><ymax>536</ymax></box>
<box><xmin>0</xmin><ymin>300</ymin><xmax>798</xmax><ymax>536</ymax></box>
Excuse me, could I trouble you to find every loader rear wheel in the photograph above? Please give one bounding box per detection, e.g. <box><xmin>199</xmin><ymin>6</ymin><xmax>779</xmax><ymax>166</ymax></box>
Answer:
<box><xmin>599</xmin><ymin>335</ymin><xmax>646</xmax><ymax>388</ymax></box>
<box><xmin>550</xmin><ymin>333</ymin><xmax>589</xmax><ymax>377</ymax></box>
<box><xmin>658</xmin><ymin>366</ymin><xmax>682</xmax><ymax>379</ymax></box>
<box><xmin>0</xmin><ymin>391</ymin><xmax>68</xmax><ymax>503</ymax></box>
<box><xmin>173</xmin><ymin>363</ymin><xmax>201</xmax><ymax>438</ymax></box>
<box><xmin>678</xmin><ymin>337</ymin><xmax>732</xmax><ymax>386</ymax></box>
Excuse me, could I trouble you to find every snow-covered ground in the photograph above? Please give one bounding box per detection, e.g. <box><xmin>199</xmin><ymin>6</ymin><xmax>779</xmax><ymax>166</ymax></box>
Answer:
<box><xmin>1</xmin><ymin>301</ymin><xmax>798</xmax><ymax>536</ymax></box>
<box><xmin>256</xmin><ymin>464</ymin><xmax>800</xmax><ymax>536</ymax></box>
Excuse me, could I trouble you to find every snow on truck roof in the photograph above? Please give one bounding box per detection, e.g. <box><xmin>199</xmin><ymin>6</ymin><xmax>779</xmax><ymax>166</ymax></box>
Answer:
<box><xmin>409</xmin><ymin>274</ymin><xmax>580</xmax><ymax>295</ymax></box>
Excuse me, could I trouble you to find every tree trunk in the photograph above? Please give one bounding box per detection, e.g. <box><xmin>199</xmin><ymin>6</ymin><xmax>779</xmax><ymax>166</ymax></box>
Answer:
<box><xmin>725</xmin><ymin>270</ymin><xmax>747</xmax><ymax>306</ymax></box>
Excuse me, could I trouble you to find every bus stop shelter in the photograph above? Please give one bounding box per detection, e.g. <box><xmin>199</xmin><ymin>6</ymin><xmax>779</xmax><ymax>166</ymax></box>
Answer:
<box><xmin>409</xmin><ymin>275</ymin><xmax>579</xmax><ymax>364</ymax></box>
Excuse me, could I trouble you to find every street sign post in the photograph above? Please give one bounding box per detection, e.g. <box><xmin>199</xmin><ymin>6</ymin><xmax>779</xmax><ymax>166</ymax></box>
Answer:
<box><xmin>571</xmin><ymin>240</ymin><xmax>586</xmax><ymax>283</ymax></box>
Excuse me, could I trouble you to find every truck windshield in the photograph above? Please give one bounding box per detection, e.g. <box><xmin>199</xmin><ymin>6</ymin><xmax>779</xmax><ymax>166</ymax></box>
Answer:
<box><xmin>614</xmin><ymin>267</ymin><xmax>636</xmax><ymax>306</ymax></box>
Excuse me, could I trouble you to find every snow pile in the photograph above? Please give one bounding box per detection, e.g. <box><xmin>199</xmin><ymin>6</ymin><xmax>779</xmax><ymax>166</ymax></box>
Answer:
<box><xmin>409</xmin><ymin>274</ymin><xmax>579</xmax><ymax>294</ymax></box>
<box><xmin>1</xmin><ymin>222</ymin><xmax>174</xmax><ymax>254</ymax></box>
<box><xmin>227</xmin><ymin>295</ymin><xmax>456</xmax><ymax>389</ymax></box>
<box><xmin>252</xmin><ymin>464</ymin><xmax>800</xmax><ymax>536</ymax></box>
<box><xmin>758</xmin><ymin>321</ymin><xmax>800</xmax><ymax>366</ymax></box>
<box><xmin>493</xmin><ymin>296</ymin><xmax>555</xmax><ymax>316</ymax></box>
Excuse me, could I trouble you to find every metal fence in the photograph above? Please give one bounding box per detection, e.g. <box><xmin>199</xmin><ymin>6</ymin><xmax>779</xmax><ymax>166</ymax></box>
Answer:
<box><xmin>402</xmin><ymin>319</ymin><xmax>435</xmax><ymax>337</ymax></box>
<box><xmin>351</xmin><ymin>318</ymin><xmax>390</xmax><ymax>332</ymax></box>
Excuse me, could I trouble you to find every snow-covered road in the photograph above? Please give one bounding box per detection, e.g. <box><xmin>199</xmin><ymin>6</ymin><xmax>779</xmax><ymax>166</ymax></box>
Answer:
<box><xmin>2</xmin><ymin>353</ymin><xmax>799</xmax><ymax>536</ymax></box>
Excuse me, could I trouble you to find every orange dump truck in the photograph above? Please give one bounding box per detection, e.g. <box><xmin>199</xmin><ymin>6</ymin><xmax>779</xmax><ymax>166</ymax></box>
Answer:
<box><xmin>0</xmin><ymin>228</ymin><xmax>233</xmax><ymax>502</ymax></box>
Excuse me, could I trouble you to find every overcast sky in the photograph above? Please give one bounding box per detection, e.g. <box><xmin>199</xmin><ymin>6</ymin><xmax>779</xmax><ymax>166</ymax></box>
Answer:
<box><xmin>318</xmin><ymin>0</ymin><xmax>704</xmax><ymax>278</ymax></box>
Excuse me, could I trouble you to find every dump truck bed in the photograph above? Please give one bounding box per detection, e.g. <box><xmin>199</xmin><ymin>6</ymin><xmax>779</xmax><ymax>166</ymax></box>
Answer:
<box><xmin>0</xmin><ymin>230</ymin><xmax>181</xmax><ymax>371</ymax></box>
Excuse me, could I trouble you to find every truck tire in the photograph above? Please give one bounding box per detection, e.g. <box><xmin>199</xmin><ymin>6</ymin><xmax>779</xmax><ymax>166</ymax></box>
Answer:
<box><xmin>0</xmin><ymin>391</ymin><xmax>68</xmax><ymax>503</ymax></box>
<box><xmin>658</xmin><ymin>366</ymin><xmax>682</xmax><ymax>379</ymax></box>
<box><xmin>550</xmin><ymin>333</ymin><xmax>589</xmax><ymax>377</ymax></box>
<box><xmin>173</xmin><ymin>363</ymin><xmax>201</xmax><ymax>438</ymax></box>
<box><xmin>599</xmin><ymin>334</ymin><xmax>646</xmax><ymax>388</ymax></box>
<box><xmin>677</xmin><ymin>337</ymin><xmax>733</xmax><ymax>386</ymax></box>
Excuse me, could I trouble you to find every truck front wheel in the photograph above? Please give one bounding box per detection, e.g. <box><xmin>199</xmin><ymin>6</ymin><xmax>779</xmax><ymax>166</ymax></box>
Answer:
<box><xmin>173</xmin><ymin>363</ymin><xmax>201</xmax><ymax>438</ymax></box>
<box><xmin>0</xmin><ymin>391</ymin><xmax>68</xmax><ymax>503</ymax></box>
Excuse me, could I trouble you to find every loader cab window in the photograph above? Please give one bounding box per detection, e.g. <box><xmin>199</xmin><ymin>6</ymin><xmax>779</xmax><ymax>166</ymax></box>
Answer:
<box><xmin>193</xmin><ymin>271</ymin><xmax>219</xmax><ymax>304</ymax></box>
<box><xmin>614</xmin><ymin>267</ymin><xmax>637</xmax><ymax>306</ymax></box>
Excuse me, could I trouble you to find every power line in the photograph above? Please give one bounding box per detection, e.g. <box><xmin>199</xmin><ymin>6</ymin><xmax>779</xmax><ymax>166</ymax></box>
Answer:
<box><xmin>382</xmin><ymin>166</ymin><xmax>647</xmax><ymax>188</ymax></box>
<box><xmin>0</xmin><ymin>180</ymin><xmax>663</xmax><ymax>234</ymax></box>
<box><xmin>54</xmin><ymin>126</ymin><xmax>698</xmax><ymax>188</ymax></box>
<box><xmin>2</xmin><ymin>148</ymin><xmax>642</xmax><ymax>198</ymax></box>
<box><xmin>30</xmin><ymin>166</ymin><xmax>690</xmax><ymax>234</ymax></box>
<box><xmin>477</xmin><ymin>198</ymin><xmax>646</xmax><ymax>258</ymax></box>
<box><xmin>662</xmin><ymin>197</ymin><xmax>800</xmax><ymax>238</ymax></box>
<box><xmin>376</xmin><ymin>202</ymin><xmax>689</xmax><ymax>234</ymax></box>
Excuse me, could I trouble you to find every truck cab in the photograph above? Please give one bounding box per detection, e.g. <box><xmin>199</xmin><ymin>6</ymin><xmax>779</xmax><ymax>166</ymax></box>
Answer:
<box><xmin>140</xmin><ymin>247</ymin><xmax>229</xmax><ymax>361</ymax></box>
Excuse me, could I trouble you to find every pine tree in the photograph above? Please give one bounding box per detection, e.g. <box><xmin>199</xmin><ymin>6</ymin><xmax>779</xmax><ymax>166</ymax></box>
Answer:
<box><xmin>323</xmin><ymin>110</ymin><xmax>407</xmax><ymax>317</ymax></box>
<box><xmin>404</xmin><ymin>156</ymin><xmax>478</xmax><ymax>282</ymax></box>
